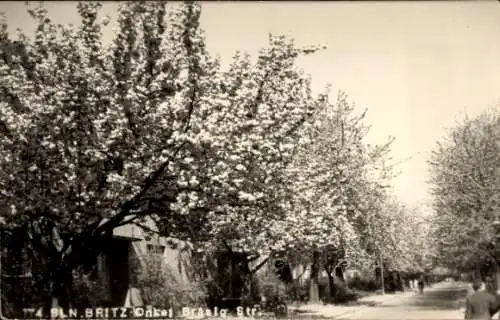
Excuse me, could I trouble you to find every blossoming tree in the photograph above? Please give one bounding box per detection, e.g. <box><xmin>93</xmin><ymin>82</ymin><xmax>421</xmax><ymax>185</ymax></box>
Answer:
<box><xmin>0</xmin><ymin>1</ymin><xmax>220</xmax><ymax>313</ymax></box>
<box><xmin>280</xmin><ymin>91</ymin><xmax>395</xmax><ymax>301</ymax></box>
<box><xmin>0</xmin><ymin>1</ymin><xmax>328</xmax><ymax>312</ymax></box>
<box><xmin>428</xmin><ymin>107</ymin><xmax>500</xmax><ymax>279</ymax></box>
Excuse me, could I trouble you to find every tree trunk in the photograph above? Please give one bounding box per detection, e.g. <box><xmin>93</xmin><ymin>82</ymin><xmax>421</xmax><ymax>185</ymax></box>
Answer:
<box><xmin>475</xmin><ymin>266</ymin><xmax>482</xmax><ymax>280</ymax></box>
<box><xmin>41</xmin><ymin>280</ymin><xmax>53</xmax><ymax>319</ymax></box>
<box><xmin>41</xmin><ymin>268</ymin><xmax>75</xmax><ymax>318</ymax></box>
<box><xmin>309</xmin><ymin>251</ymin><xmax>320</xmax><ymax>303</ymax></box>
<box><xmin>335</xmin><ymin>267</ymin><xmax>344</xmax><ymax>281</ymax></box>
<box><xmin>33</xmin><ymin>245</ymin><xmax>80</xmax><ymax>318</ymax></box>
<box><xmin>326</xmin><ymin>272</ymin><xmax>335</xmax><ymax>298</ymax></box>
<box><xmin>324</xmin><ymin>263</ymin><xmax>338</xmax><ymax>299</ymax></box>
<box><xmin>491</xmin><ymin>261</ymin><xmax>500</xmax><ymax>293</ymax></box>
<box><xmin>491</xmin><ymin>262</ymin><xmax>500</xmax><ymax>316</ymax></box>
<box><xmin>379</xmin><ymin>257</ymin><xmax>385</xmax><ymax>294</ymax></box>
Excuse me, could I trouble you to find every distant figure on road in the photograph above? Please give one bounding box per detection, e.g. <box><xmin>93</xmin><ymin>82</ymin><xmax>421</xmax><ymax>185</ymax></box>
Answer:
<box><xmin>484</xmin><ymin>278</ymin><xmax>500</xmax><ymax>320</ymax></box>
<box><xmin>485</xmin><ymin>277</ymin><xmax>497</xmax><ymax>295</ymax></box>
<box><xmin>465</xmin><ymin>279</ymin><xmax>496</xmax><ymax>320</ymax></box>
<box><xmin>418</xmin><ymin>276</ymin><xmax>425</xmax><ymax>294</ymax></box>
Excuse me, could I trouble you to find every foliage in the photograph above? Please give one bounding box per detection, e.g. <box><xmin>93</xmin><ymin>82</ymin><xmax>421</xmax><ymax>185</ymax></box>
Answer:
<box><xmin>182</xmin><ymin>36</ymin><xmax>324</xmax><ymax>254</ymax></box>
<box><xmin>136</xmin><ymin>254</ymin><xmax>206</xmax><ymax>309</ymax></box>
<box><xmin>1</xmin><ymin>276</ymin><xmax>43</xmax><ymax>318</ymax></box>
<box><xmin>348</xmin><ymin>275</ymin><xmax>379</xmax><ymax>292</ymax></box>
<box><xmin>71</xmin><ymin>267</ymin><xmax>108</xmax><ymax>308</ymax></box>
<box><xmin>0</xmin><ymin>0</ymin><xmax>217</xmax><ymax>309</ymax></box>
<box><xmin>275</xmin><ymin>90</ymin><xmax>397</xmax><ymax>301</ymax></box>
<box><xmin>0</xmin><ymin>0</ymin><xmax>323</xmax><ymax>308</ymax></box>
<box><xmin>372</xmin><ymin>199</ymin><xmax>430</xmax><ymax>273</ymax></box>
<box><xmin>283</xmin><ymin>91</ymin><xmax>382</xmax><ymax>256</ymax></box>
<box><xmin>428</xmin><ymin>106</ymin><xmax>500</xmax><ymax>273</ymax></box>
<box><xmin>330</xmin><ymin>281</ymin><xmax>357</xmax><ymax>304</ymax></box>
<box><xmin>255</xmin><ymin>268</ymin><xmax>288</xmax><ymax>302</ymax></box>
<box><xmin>1</xmin><ymin>230</ymin><xmax>46</xmax><ymax>317</ymax></box>
<box><xmin>0</xmin><ymin>0</ymin><xmax>435</xmax><ymax>309</ymax></box>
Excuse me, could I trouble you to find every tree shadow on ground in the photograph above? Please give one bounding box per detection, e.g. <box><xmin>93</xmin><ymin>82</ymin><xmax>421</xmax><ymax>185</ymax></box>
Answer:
<box><xmin>342</xmin><ymin>301</ymin><xmax>381</xmax><ymax>307</ymax></box>
<box><xmin>287</xmin><ymin>287</ymin><xmax>469</xmax><ymax>318</ymax></box>
<box><xmin>287</xmin><ymin>301</ymin><xmax>382</xmax><ymax>319</ymax></box>
<box><xmin>402</xmin><ymin>289</ymin><xmax>468</xmax><ymax>310</ymax></box>
<box><xmin>285</xmin><ymin>315</ymin><xmax>336</xmax><ymax>319</ymax></box>
<box><xmin>287</xmin><ymin>310</ymin><xmax>348</xmax><ymax>319</ymax></box>
<box><xmin>370</xmin><ymin>288</ymin><xmax>469</xmax><ymax>311</ymax></box>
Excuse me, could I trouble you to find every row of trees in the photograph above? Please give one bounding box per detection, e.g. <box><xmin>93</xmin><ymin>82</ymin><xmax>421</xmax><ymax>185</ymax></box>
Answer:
<box><xmin>429</xmin><ymin>106</ymin><xmax>500</xmax><ymax>280</ymax></box>
<box><xmin>0</xmin><ymin>1</ymin><xmax>430</xmax><ymax>314</ymax></box>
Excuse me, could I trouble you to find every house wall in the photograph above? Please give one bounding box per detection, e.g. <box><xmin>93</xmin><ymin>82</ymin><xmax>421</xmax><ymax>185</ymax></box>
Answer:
<box><xmin>290</xmin><ymin>264</ymin><xmax>332</xmax><ymax>281</ymax></box>
<box><xmin>95</xmin><ymin>238</ymin><xmax>131</xmax><ymax>306</ymax></box>
<box><xmin>129</xmin><ymin>235</ymin><xmax>191</xmax><ymax>284</ymax></box>
<box><xmin>96</xmin><ymin>216</ymin><xmax>193</xmax><ymax>307</ymax></box>
<box><xmin>111</xmin><ymin>215</ymin><xmax>191</xmax><ymax>281</ymax></box>
<box><xmin>1</xmin><ymin>218</ymin><xmax>192</xmax><ymax>310</ymax></box>
<box><xmin>96</xmin><ymin>252</ymin><xmax>111</xmax><ymax>301</ymax></box>
<box><xmin>292</xmin><ymin>264</ymin><xmax>308</xmax><ymax>285</ymax></box>
<box><xmin>345</xmin><ymin>269</ymin><xmax>361</xmax><ymax>279</ymax></box>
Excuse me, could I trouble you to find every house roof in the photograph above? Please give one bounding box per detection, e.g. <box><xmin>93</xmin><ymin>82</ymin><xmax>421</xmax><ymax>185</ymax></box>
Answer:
<box><xmin>113</xmin><ymin>223</ymin><xmax>144</xmax><ymax>241</ymax></box>
<box><xmin>98</xmin><ymin>215</ymin><xmax>159</xmax><ymax>241</ymax></box>
<box><xmin>100</xmin><ymin>215</ymin><xmax>193</xmax><ymax>250</ymax></box>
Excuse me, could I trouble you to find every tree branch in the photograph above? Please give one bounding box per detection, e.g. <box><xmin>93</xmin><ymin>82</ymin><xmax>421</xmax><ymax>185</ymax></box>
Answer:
<box><xmin>222</xmin><ymin>239</ymin><xmax>234</xmax><ymax>254</ymax></box>
<box><xmin>92</xmin><ymin>145</ymin><xmax>184</xmax><ymax>237</ymax></box>
<box><xmin>294</xmin><ymin>266</ymin><xmax>308</xmax><ymax>281</ymax></box>
<box><xmin>246</xmin><ymin>254</ymin><xmax>261</xmax><ymax>263</ymax></box>
<box><xmin>133</xmin><ymin>221</ymin><xmax>162</xmax><ymax>236</ymax></box>
<box><xmin>251</xmin><ymin>255</ymin><xmax>271</xmax><ymax>274</ymax></box>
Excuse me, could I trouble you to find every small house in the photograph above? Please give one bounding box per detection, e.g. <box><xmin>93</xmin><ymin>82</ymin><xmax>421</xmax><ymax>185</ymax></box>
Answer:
<box><xmin>1</xmin><ymin>215</ymin><xmax>191</xmax><ymax>316</ymax></box>
<box><xmin>93</xmin><ymin>215</ymin><xmax>192</xmax><ymax>306</ymax></box>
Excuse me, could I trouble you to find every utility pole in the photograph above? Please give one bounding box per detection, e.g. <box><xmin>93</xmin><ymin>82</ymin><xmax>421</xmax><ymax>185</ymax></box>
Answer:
<box><xmin>493</xmin><ymin>220</ymin><xmax>500</xmax><ymax>292</ymax></box>
<box><xmin>368</xmin><ymin>210</ymin><xmax>385</xmax><ymax>295</ymax></box>
<box><xmin>380</xmin><ymin>254</ymin><xmax>385</xmax><ymax>295</ymax></box>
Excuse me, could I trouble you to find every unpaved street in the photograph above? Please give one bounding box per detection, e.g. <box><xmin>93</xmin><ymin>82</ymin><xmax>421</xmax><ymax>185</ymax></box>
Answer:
<box><xmin>333</xmin><ymin>282</ymin><xmax>469</xmax><ymax>319</ymax></box>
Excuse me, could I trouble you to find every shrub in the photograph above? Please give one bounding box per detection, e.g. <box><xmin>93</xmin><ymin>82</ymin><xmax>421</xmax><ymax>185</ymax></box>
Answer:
<box><xmin>1</xmin><ymin>276</ymin><xmax>41</xmax><ymax>318</ymax></box>
<box><xmin>292</xmin><ymin>281</ymin><xmax>309</xmax><ymax>303</ymax></box>
<box><xmin>256</xmin><ymin>270</ymin><xmax>284</xmax><ymax>299</ymax></box>
<box><xmin>204</xmin><ymin>277</ymin><xmax>225</xmax><ymax>309</ymax></box>
<box><xmin>332</xmin><ymin>281</ymin><xmax>357</xmax><ymax>303</ymax></box>
<box><xmin>135</xmin><ymin>255</ymin><xmax>206</xmax><ymax>309</ymax></box>
<box><xmin>2</xmin><ymin>268</ymin><xmax>105</xmax><ymax>318</ymax></box>
<box><xmin>240</xmin><ymin>274</ymin><xmax>261</xmax><ymax>307</ymax></box>
<box><xmin>348</xmin><ymin>275</ymin><xmax>379</xmax><ymax>292</ymax></box>
<box><xmin>253</xmin><ymin>269</ymin><xmax>288</xmax><ymax>315</ymax></box>
<box><xmin>318</xmin><ymin>278</ymin><xmax>358</xmax><ymax>304</ymax></box>
<box><xmin>72</xmin><ymin>267</ymin><xmax>108</xmax><ymax>308</ymax></box>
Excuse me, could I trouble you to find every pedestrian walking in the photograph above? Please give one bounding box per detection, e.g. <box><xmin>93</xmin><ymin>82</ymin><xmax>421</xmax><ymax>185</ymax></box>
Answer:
<box><xmin>418</xmin><ymin>275</ymin><xmax>425</xmax><ymax>294</ymax></box>
<box><xmin>464</xmin><ymin>279</ymin><xmax>496</xmax><ymax>320</ymax></box>
<box><xmin>484</xmin><ymin>277</ymin><xmax>500</xmax><ymax>320</ymax></box>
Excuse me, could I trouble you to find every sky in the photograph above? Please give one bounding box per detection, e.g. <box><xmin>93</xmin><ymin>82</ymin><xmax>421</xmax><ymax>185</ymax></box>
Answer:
<box><xmin>1</xmin><ymin>1</ymin><xmax>500</xmax><ymax>215</ymax></box>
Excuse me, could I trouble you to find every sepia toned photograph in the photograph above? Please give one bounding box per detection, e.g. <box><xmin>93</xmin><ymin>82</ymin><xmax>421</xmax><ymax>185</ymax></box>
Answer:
<box><xmin>0</xmin><ymin>1</ymin><xmax>499</xmax><ymax>319</ymax></box>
